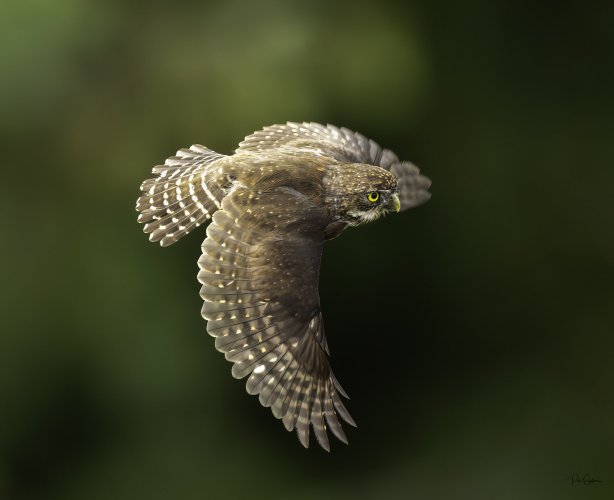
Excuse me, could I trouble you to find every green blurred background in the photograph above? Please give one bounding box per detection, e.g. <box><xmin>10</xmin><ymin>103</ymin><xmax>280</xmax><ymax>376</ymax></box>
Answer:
<box><xmin>2</xmin><ymin>0</ymin><xmax>613</xmax><ymax>499</ymax></box>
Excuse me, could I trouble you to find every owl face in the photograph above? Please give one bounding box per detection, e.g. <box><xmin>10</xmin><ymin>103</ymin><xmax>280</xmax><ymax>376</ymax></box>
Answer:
<box><xmin>323</xmin><ymin>163</ymin><xmax>401</xmax><ymax>225</ymax></box>
<box><xmin>344</xmin><ymin>188</ymin><xmax>401</xmax><ymax>225</ymax></box>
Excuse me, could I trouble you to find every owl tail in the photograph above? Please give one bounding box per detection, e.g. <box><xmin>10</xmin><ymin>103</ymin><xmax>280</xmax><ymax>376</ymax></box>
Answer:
<box><xmin>136</xmin><ymin>145</ymin><xmax>228</xmax><ymax>247</ymax></box>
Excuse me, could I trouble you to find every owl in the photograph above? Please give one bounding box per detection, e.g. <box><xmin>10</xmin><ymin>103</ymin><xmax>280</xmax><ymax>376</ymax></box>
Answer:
<box><xmin>136</xmin><ymin>122</ymin><xmax>431</xmax><ymax>450</ymax></box>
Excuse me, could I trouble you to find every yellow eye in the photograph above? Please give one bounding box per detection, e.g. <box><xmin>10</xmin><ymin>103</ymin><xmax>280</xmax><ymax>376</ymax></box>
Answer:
<box><xmin>367</xmin><ymin>192</ymin><xmax>380</xmax><ymax>203</ymax></box>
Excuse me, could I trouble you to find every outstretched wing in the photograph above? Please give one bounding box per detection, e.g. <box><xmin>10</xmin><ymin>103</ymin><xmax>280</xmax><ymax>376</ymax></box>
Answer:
<box><xmin>198</xmin><ymin>186</ymin><xmax>355</xmax><ymax>450</ymax></box>
<box><xmin>237</xmin><ymin>121</ymin><xmax>431</xmax><ymax>210</ymax></box>
<box><xmin>136</xmin><ymin>145</ymin><xmax>228</xmax><ymax>246</ymax></box>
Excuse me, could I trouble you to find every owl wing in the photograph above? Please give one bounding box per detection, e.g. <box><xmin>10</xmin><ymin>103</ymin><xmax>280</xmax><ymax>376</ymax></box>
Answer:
<box><xmin>198</xmin><ymin>186</ymin><xmax>355</xmax><ymax>450</ymax></box>
<box><xmin>237</xmin><ymin>121</ymin><xmax>431</xmax><ymax>210</ymax></box>
<box><xmin>136</xmin><ymin>145</ymin><xmax>229</xmax><ymax>246</ymax></box>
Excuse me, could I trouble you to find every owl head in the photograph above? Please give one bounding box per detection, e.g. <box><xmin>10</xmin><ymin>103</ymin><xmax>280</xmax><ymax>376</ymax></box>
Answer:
<box><xmin>331</xmin><ymin>164</ymin><xmax>400</xmax><ymax>225</ymax></box>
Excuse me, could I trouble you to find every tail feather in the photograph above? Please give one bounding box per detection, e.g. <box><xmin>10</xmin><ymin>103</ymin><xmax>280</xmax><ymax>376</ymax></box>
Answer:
<box><xmin>136</xmin><ymin>145</ymin><xmax>228</xmax><ymax>246</ymax></box>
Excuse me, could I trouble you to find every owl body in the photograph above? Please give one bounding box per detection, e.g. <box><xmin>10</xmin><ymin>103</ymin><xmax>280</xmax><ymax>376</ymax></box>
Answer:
<box><xmin>136</xmin><ymin>122</ymin><xmax>431</xmax><ymax>450</ymax></box>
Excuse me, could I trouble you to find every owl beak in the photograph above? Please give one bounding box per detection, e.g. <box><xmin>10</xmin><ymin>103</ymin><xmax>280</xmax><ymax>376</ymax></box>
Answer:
<box><xmin>391</xmin><ymin>193</ymin><xmax>401</xmax><ymax>213</ymax></box>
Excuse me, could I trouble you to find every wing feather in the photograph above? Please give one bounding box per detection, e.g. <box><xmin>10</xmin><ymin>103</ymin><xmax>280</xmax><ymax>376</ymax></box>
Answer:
<box><xmin>258</xmin><ymin>349</ymin><xmax>294</xmax><ymax>406</ymax></box>
<box><xmin>198</xmin><ymin>186</ymin><xmax>354</xmax><ymax>449</ymax></box>
<box><xmin>270</xmin><ymin>357</ymin><xmax>301</xmax><ymax>419</ymax></box>
<box><xmin>281</xmin><ymin>369</ymin><xmax>305</xmax><ymax>432</ymax></box>
<box><xmin>136</xmin><ymin>145</ymin><xmax>229</xmax><ymax>246</ymax></box>
<box><xmin>324</xmin><ymin>385</ymin><xmax>349</xmax><ymax>444</ymax></box>
<box><xmin>310</xmin><ymin>378</ymin><xmax>331</xmax><ymax>451</ymax></box>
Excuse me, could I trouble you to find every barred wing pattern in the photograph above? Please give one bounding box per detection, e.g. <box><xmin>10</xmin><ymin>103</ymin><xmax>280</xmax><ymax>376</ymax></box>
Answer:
<box><xmin>238</xmin><ymin>121</ymin><xmax>431</xmax><ymax>210</ymax></box>
<box><xmin>198</xmin><ymin>187</ymin><xmax>355</xmax><ymax>450</ymax></box>
<box><xmin>136</xmin><ymin>146</ymin><xmax>228</xmax><ymax>246</ymax></box>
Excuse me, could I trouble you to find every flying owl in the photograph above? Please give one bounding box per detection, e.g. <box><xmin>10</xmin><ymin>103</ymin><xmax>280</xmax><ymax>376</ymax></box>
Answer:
<box><xmin>136</xmin><ymin>122</ymin><xmax>431</xmax><ymax>451</ymax></box>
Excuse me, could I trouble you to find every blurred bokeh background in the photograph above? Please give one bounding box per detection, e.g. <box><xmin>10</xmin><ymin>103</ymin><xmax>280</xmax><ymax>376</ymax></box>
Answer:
<box><xmin>2</xmin><ymin>0</ymin><xmax>613</xmax><ymax>498</ymax></box>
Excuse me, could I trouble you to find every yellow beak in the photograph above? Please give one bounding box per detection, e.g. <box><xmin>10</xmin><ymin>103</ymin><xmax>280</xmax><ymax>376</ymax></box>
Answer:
<box><xmin>391</xmin><ymin>193</ymin><xmax>401</xmax><ymax>213</ymax></box>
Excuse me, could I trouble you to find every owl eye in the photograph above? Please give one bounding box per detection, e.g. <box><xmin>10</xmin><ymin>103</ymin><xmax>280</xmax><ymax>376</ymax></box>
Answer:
<box><xmin>367</xmin><ymin>192</ymin><xmax>380</xmax><ymax>203</ymax></box>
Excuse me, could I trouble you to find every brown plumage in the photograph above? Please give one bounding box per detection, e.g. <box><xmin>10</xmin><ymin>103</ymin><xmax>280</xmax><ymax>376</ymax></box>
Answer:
<box><xmin>136</xmin><ymin>122</ymin><xmax>431</xmax><ymax>450</ymax></box>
